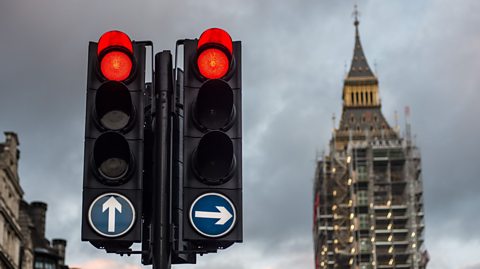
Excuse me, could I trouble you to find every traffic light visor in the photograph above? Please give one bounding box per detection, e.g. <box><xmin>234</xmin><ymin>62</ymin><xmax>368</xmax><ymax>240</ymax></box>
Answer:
<box><xmin>194</xmin><ymin>79</ymin><xmax>234</xmax><ymax>130</ymax></box>
<box><xmin>97</xmin><ymin>30</ymin><xmax>133</xmax><ymax>55</ymax></box>
<box><xmin>197</xmin><ymin>28</ymin><xmax>233</xmax><ymax>54</ymax></box>
<box><xmin>93</xmin><ymin>132</ymin><xmax>131</xmax><ymax>183</ymax></box>
<box><xmin>193</xmin><ymin>131</ymin><xmax>235</xmax><ymax>184</ymax></box>
<box><xmin>95</xmin><ymin>81</ymin><xmax>133</xmax><ymax>131</ymax></box>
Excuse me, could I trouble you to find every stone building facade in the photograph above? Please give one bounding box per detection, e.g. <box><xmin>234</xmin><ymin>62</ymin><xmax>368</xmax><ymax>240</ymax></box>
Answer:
<box><xmin>0</xmin><ymin>132</ymin><xmax>69</xmax><ymax>269</ymax></box>
<box><xmin>0</xmin><ymin>132</ymin><xmax>23</xmax><ymax>269</ymax></box>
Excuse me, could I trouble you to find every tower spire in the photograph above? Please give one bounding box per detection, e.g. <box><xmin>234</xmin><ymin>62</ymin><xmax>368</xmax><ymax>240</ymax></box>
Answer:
<box><xmin>342</xmin><ymin>5</ymin><xmax>380</xmax><ymax>108</ymax></box>
<box><xmin>347</xmin><ymin>5</ymin><xmax>375</xmax><ymax>79</ymax></box>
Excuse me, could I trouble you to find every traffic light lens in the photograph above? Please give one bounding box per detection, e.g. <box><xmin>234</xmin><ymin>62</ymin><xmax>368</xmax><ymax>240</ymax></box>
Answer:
<box><xmin>194</xmin><ymin>131</ymin><xmax>235</xmax><ymax>184</ymax></box>
<box><xmin>100</xmin><ymin>110</ymin><xmax>130</xmax><ymax>130</ymax></box>
<box><xmin>195</xmin><ymin>80</ymin><xmax>234</xmax><ymax>130</ymax></box>
<box><xmin>197</xmin><ymin>48</ymin><xmax>229</xmax><ymax>79</ymax></box>
<box><xmin>99</xmin><ymin>157</ymin><xmax>128</xmax><ymax>179</ymax></box>
<box><xmin>100</xmin><ymin>51</ymin><xmax>133</xmax><ymax>81</ymax></box>
<box><xmin>93</xmin><ymin>132</ymin><xmax>131</xmax><ymax>183</ymax></box>
<box><xmin>96</xmin><ymin>82</ymin><xmax>133</xmax><ymax>130</ymax></box>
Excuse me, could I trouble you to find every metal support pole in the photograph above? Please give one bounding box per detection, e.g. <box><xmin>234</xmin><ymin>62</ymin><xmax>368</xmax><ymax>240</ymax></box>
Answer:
<box><xmin>153</xmin><ymin>51</ymin><xmax>173</xmax><ymax>269</ymax></box>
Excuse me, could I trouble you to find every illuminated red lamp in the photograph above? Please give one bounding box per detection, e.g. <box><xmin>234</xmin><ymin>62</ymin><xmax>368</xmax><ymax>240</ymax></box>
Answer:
<box><xmin>97</xmin><ymin>31</ymin><xmax>134</xmax><ymax>82</ymax></box>
<box><xmin>197</xmin><ymin>28</ymin><xmax>233</xmax><ymax>79</ymax></box>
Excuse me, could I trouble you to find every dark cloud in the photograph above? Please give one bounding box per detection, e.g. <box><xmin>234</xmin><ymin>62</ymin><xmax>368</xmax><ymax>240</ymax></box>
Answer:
<box><xmin>1</xmin><ymin>0</ymin><xmax>480</xmax><ymax>268</ymax></box>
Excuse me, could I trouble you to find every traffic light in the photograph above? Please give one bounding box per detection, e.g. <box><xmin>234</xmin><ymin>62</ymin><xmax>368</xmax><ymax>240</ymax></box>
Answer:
<box><xmin>178</xmin><ymin>28</ymin><xmax>242</xmax><ymax>250</ymax></box>
<box><xmin>82</xmin><ymin>31</ymin><xmax>146</xmax><ymax>250</ymax></box>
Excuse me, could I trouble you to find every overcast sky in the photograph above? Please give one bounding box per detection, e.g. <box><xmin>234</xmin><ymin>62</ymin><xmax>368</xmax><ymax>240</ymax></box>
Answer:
<box><xmin>1</xmin><ymin>0</ymin><xmax>480</xmax><ymax>269</ymax></box>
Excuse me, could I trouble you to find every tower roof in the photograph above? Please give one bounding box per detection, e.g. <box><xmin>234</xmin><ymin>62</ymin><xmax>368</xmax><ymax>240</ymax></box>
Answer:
<box><xmin>347</xmin><ymin>14</ymin><xmax>376</xmax><ymax>79</ymax></box>
<box><xmin>334</xmin><ymin>6</ymin><xmax>398</xmax><ymax>148</ymax></box>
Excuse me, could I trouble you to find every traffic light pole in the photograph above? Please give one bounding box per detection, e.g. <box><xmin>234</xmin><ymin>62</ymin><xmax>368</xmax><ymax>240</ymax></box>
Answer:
<box><xmin>152</xmin><ymin>51</ymin><xmax>173</xmax><ymax>269</ymax></box>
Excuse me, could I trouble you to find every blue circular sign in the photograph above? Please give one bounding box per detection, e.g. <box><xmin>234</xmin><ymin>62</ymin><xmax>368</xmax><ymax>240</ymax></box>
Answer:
<box><xmin>189</xmin><ymin>193</ymin><xmax>236</xmax><ymax>238</ymax></box>
<box><xmin>88</xmin><ymin>193</ymin><xmax>135</xmax><ymax>238</ymax></box>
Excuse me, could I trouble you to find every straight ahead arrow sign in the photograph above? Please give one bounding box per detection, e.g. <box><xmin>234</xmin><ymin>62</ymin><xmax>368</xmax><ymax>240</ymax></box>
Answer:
<box><xmin>195</xmin><ymin>206</ymin><xmax>233</xmax><ymax>225</ymax></box>
<box><xmin>102</xmin><ymin>196</ymin><xmax>122</xmax><ymax>232</ymax></box>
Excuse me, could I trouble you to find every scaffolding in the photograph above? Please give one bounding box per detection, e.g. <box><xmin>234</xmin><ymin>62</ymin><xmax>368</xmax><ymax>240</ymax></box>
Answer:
<box><xmin>313</xmin><ymin>127</ymin><xmax>428</xmax><ymax>269</ymax></box>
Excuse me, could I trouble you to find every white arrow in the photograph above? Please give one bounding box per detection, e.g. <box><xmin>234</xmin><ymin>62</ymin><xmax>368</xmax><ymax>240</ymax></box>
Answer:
<box><xmin>102</xmin><ymin>196</ymin><xmax>122</xmax><ymax>232</ymax></box>
<box><xmin>195</xmin><ymin>206</ymin><xmax>233</xmax><ymax>225</ymax></box>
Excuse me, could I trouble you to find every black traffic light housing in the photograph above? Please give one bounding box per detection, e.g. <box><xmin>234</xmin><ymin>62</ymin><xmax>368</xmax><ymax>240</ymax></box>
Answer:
<box><xmin>82</xmin><ymin>33</ymin><xmax>146</xmax><ymax>250</ymax></box>
<box><xmin>179</xmin><ymin>33</ymin><xmax>242</xmax><ymax>249</ymax></box>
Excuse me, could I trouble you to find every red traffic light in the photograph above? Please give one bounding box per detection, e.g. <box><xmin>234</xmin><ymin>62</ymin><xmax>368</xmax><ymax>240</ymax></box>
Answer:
<box><xmin>100</xmin><ymin>51</ymin><xmax>132</xmax><ymax>81</ymax></box>
<box><xmin>197</xmin><ymin>48</ymin><xmax>230</xmax><ymax>79</ymax></box>
<box><xmin>196</xmin><ymin>28</ymin><xmax>233</xmax><ymax>79</ymax></box>
<box><xmin>97</xmin><ymin>31</ymin><xmax>134</xmax><ymax>82</ymax></box>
